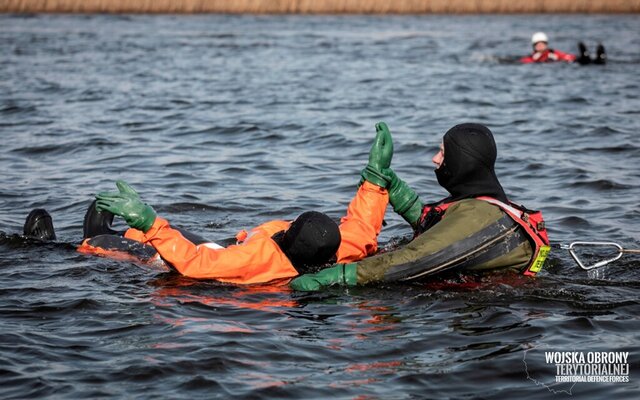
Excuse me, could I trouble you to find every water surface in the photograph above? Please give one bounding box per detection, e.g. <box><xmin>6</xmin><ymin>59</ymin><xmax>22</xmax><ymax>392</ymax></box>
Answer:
<box><xmin>1</xmin><ymin>14</ymin><xmax>639</xmax><ymax>399</ymax></box>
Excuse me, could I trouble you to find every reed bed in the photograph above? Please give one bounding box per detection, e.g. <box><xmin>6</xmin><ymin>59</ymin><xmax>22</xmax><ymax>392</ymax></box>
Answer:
<box><xmin>2</xmin><ymin>0</ymin><xmax>639</xmax><ymax>14</ymax></box>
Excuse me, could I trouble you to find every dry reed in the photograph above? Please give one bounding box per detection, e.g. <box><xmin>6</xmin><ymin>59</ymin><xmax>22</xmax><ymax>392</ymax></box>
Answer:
<box><xmin>1</xmin><ymin>0</ymin><xmax>639</xmax><ymax>14</ymax></box>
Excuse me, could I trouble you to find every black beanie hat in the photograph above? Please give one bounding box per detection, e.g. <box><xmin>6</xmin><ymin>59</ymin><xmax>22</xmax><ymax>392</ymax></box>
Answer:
<box><xmin>273</xmin><ymin>211</ymin><xmax>341</xmax><ymax>274</ymax></box>
<box><xmin>435</xmin><ymin>123</ymin><xmax>508</xmax><ymax>203</ymax></box>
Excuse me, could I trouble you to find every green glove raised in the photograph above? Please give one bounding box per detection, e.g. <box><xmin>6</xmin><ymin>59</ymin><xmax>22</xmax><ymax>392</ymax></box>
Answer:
<box><xmin>290</xmin><ymin>263</ymin><xmax>357</xmax><ymax>291</ymax></box>
<box><xmin>382</xmin><ymin>168</ymin><xmax>424</xmax><ymax>228</ymax></box>
<box><xmin>95</xmin><ymin>180</ymin><xmax>157</xmax><ymax>233</ymax></box>
<box><xmin>361</xmin><ymin>121</ymin><xmax>394</xmax><ymax>188</ymax></box>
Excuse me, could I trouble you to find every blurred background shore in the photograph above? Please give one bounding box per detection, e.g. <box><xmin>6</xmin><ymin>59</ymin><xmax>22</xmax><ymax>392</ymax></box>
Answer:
<box><xmin>2</xmin><ymin>0</ymin><xmax>639</xmax><ymax>14</ymax></box>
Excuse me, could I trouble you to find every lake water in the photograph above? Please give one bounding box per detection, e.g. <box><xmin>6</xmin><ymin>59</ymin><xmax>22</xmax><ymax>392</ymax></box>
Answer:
<box><xmin>1</xmin><ymin>13</ymin><xmax>639</xmax><ymax>399</ymax></box>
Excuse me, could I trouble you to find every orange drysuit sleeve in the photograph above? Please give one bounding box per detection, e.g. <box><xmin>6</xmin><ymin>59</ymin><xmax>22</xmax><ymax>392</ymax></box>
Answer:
<box><xmin>138</xmin><ymin>218</ymin><xmax>298</xmax><ymax>284</ymax></box>
<box><xmin>336</xmin><ymin>181</ymin><xmax>389</xmax><ymax>263</ymax></box>
<box><xmin>124</xmin><ymin>228</ymin><xmax>145</xmax><ymax>242</ymax></box>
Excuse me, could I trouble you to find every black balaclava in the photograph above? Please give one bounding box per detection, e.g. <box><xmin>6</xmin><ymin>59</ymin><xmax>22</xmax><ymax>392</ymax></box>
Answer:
<box><xmin>434</xmin><ymin>123</ymin><xmax>508</xmax><ymax>203</ymax></box>
<box><xmin>272</xmin><ymin>211</ymin><xmax>341</xmax><ymax>274</ymax></box>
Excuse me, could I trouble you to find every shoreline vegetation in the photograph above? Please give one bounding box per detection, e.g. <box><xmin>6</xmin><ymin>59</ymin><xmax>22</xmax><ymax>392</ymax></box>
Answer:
<box><xmin>2</xmin><ymin>0</ymin><xmax>639</xmax><ymax>14</ymax></box>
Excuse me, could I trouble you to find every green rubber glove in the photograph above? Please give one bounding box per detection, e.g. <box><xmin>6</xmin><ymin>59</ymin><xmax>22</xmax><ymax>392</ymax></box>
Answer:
<box><xmin>95</xmin><ymin>180</ymin><xmax>157</xmax><ymax>233</ymax></box>
<box><xmin>361</xmin><ymin>121</ymin><xmax>394</xmax><ymax>188</ymax></box>
<box><xmin>382</xmin><ymin>168</ymin><xmax>424</xmax><ymax>228</ymax></box>
<box><xmin>290</xmin><ymin>263</ymin><xmax>357</xmax><ymax>291</ymax></box>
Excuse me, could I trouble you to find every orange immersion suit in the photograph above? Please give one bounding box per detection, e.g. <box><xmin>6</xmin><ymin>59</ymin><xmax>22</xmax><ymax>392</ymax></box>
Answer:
<box><xmin>93</xmin><ymin>181</ymin><xmax>388</xmax><ymax>284</ymax></box>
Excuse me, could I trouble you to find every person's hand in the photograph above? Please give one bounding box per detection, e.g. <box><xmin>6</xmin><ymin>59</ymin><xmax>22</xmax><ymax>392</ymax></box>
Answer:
<box><xmin>361</xmin><ymin>122</ymin><xmax>394</xmax><ymax>188</ymax></box>
<box><xmin>95</xmin><ymin>180</ymin><xmax>156</xmax><ymax>233</ymax></box>
<box><xmin>290</xmin><ymin>263</ymin><xmax>357</xmax><ymax>291</ymax></box>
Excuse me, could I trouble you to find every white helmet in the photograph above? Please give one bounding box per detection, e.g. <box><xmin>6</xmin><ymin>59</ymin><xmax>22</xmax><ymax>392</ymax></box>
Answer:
<box><xmin>531</xmin><ymin>32</ymin><xmax>548</xmax><ymax>44</ymax></box>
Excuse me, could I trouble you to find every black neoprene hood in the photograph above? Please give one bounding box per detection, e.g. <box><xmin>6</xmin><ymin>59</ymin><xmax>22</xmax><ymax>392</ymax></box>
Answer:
<box><xmin>435</xmin><ymin>123</ymin><xmax>508</xmax><ymax>203</ymax></box>
<box><xmin>275</xmin><ymin>211</ymin><xmax>341</xmax><ymax>274</ymax></box>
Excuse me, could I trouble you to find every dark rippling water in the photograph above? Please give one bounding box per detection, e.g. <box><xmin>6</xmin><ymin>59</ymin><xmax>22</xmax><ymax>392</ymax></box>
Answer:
<box><xmin>1</xmin><ymin>13</ymin><xmax>639</xmax><ymax>399</ymax></box>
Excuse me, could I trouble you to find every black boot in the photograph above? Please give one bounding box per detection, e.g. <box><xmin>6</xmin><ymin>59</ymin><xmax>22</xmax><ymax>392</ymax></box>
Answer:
<box><xmin>23</xmin><ymin>209</ymin><xmax>56</xmax><ymax>241</ymax></box>
<box><xmin>595</xmin><ymin>43</ymin><xmax>606</xmax><ymax>65</ymax></box>
<box><xmin>83</xmin><ymin>200</ymin><xmax>118</xmax><ymax>239</ymax></box>
<box><xmin>577</xmin><ymin>42</ymin><xmax>591</xmax><ymax>65</ymax></box>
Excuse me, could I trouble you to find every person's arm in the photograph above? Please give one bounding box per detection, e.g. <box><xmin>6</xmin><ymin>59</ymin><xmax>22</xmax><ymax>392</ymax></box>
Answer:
<box><xmin>123</xmin><ymin>227</ymin><xmax>145</xmax><ymax>242</ymax></box>
<box><xmin>291</xmin><ymin>200</ymin><xmax>532</xmax><ymax>291</ymax></box>
<box><xmin>335</xmin><ymin>181</ymin><xmax>388</xmax><ymax>263</ymax></box>
<box><xmin>382</xmin><ymin>168</ymin><xmax>424</xmax><ymax>230</ymax></box>
<box><xmin>94</xmin><ymin>181</ymin><xmax>297</xmax><ymax>283</ymax></box>
<box><xmin>520</xmin><ymin>55</ymin><xmax>535</xmax><ymax>64</ymax></box>
<box><xmin>140</xmin><ymin>218</ymin><xmax>297</xmax><ymax>283</ymax></box>
<box><xmin>334</xmin><ymin>121</ymin><xmax>393</xmax><ymax>262</ymax></box>
<box><xmin>553</xmin><ymin>50</ymin><xmax>576</xmax><ymax>62</ymax></box>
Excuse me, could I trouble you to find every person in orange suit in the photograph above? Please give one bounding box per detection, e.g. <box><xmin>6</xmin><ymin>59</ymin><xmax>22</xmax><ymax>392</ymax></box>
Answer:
<box><xmin>86</xmin><ymin>123</ymin><xmax>394</xmax><ymax>285</ymax></box>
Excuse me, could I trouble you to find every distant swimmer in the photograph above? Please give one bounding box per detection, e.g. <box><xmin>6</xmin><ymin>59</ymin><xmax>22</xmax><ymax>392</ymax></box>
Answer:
<box><xmin>521</xmin><ymin>32</ymin><xmax>606</xmax><ymax>65</ymax></box>
<box><xmin>22</xmin><ymin>123</ymin><xmax>395</xmax><ymax>285</ymax></box>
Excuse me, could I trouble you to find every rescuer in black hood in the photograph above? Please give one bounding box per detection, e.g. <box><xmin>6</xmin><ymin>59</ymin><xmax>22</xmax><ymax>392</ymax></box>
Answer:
<box><xmin>291</xmin><ymin>123</ymin><xmax>550</xmax><ymax>291</ymax></box>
